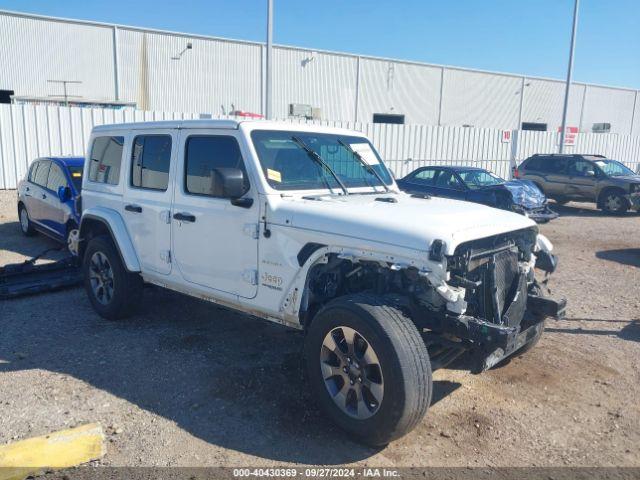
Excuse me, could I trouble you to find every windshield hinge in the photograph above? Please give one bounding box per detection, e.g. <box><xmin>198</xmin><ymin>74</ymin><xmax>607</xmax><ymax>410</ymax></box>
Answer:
<box><xmin>242</xmin><ymin>269</ymin><xmax>258</xmax><ymax>285</ymax></box>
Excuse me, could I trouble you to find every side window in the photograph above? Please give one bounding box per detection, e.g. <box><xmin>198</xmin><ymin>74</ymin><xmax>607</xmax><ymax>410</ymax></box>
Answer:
<box><xmin>567</xmin><ymin>159</ymin><xmax>595</xmax><ymax>176</ymax></box>
<box><xmin>131</xmin><ymin>135</ymin><xmax>172</xmax><ymax>191</ymax></box>
<box><xmin>46</xmin><ymin>163</ymin><xmax>68</xmax><ymax>191</ymax></box>
<box><xmin>434</xmin><ymin>171</ymin><xmax>463</xmax><ymax>190</ymax></box>
<box><xmin>184</xmin><ymin>135</ymin><xmax>248</xmax><ymax>197</ymax></box>
<box><xmin>547</xmin><ymin>158</ymin><xmax>568</xmax><ymax>174</ymax></box>
<box><xmin>88</xmin><ymin>136</ymin><xmax>124</xmax><ymax>185</ymax></box>
<box><xmin>28</xmin><ymin>162</ymin><xmax>39</xmax><ymax>182</ymax></box>
<box><xmin>524</xmin><ymin>157</ymin><xmax>542</xmax><ymax>171</ymax></box>
<box><xmin>33</xmin><ymin>161</ymin><xmax>51</xmax><ymax>187</ymax></box>
<box><xmin>411</xmin><ymin>169</ymin><xmax>437</xmax><ymax>185</ymax></box>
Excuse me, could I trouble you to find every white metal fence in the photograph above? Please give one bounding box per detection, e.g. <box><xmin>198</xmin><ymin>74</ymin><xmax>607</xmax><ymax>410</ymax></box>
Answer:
<box><xmin>1</xmin><ymin>104</ymin><xmax>639</xmax><ymax>189</ymax></box>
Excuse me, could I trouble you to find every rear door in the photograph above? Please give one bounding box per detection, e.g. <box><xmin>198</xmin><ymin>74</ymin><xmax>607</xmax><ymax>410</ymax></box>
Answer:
<box><xmin>171</xmin><ymin>130</ymin><xmax>259</xmax><ymax>298</ymax></box>
<box><xmin>122</xmin><ymin>130</ymin><xmax>175</xmax><ymax>276</ymax></box>
<box><xmin>30</xmin><ymin>160</ymin><xmax>51</xmax><ymax>224</ymax></box>
<box><xmin>540</xmin><ymin>157</ymin><xmax>570</xmax><ymax>197</ymax></box>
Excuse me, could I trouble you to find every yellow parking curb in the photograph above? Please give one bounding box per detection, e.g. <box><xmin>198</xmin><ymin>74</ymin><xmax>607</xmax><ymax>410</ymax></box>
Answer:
<box><xmin>0</xmin><ymin>423</ymin><xmax>104</xmax><ymax>480</ymax></box>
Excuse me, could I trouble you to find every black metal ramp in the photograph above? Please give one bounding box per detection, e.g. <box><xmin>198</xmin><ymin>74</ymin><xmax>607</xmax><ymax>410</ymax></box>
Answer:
<box><xmin>0</xmin><ymin>254</ymin><xmax>82</xmax><ymax>300</ymax></box>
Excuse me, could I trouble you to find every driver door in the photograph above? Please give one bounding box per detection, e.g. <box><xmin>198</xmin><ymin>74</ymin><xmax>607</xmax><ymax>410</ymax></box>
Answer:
<box><xmin>564</xmin><ymin>159</ymin><xmax>598</xmax><ymax>201</ymax></box>
<box><xmin>171</xmin><ymin>130</ymin><xmax>259</xmax><ymax>298</ymax></box>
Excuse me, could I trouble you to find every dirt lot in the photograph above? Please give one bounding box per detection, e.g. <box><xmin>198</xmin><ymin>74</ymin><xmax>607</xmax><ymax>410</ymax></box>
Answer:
<box><xmin>1</xmin><ymin>189</ymin><xmax>639</xmax><ymax>468</ymax></box>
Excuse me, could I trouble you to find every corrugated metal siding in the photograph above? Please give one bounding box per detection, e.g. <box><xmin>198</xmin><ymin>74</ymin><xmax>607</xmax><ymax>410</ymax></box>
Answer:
<box><xmin>118</xmin><ymin>29</ymin><xmax>262</xmax><ymax>114</ymax></box>
<box><xmin>441</xmin><ymin>69</ymin><xmax>521</xmax><ymax>129</ymax></box>
<box><xmin>632</xmin><ymin>92</ymin><xmax>640</xmax><ymax>137</ymax></box>
<box><xmin>3</xmin><ymin>104</ymin><xmax>640</xmax><ymax>189</ymax></box>
<box><xmin>522</xmin><ymin>79</ymin><xmax>584</xmax><ymax>130</ymax></box>
<box><xmin>581</xmin><ymin>86</ymin><xmax>637</xmax><ymax>135</ymax></box>
<box><xmin>272</xmin><ymin>47</ymin><xmax>358</xmax><ymax>121</ymax></box>
<box><xmin>0</xmin><ymin>13</ymin><xmax>115</xmax><ymax>101</ymax></box>
<box><xmin>357</xmin><ymin>59</ymin><xmax>441</xmax><ymax>125</ymax></box>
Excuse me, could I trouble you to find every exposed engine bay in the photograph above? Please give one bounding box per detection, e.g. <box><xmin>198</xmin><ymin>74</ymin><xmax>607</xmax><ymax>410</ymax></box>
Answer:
<box><xmin>302</xmin><ymin>227</ymin><xmax>565</xmax><ymax>371</ymax></box>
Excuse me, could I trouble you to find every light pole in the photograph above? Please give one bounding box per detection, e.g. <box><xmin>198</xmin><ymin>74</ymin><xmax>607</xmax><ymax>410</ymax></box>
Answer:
<box><xmin>559</xmin><ymin>0</ymin><xmax>579</xmax><ymax>153</ymax></box>
<box><xmin>265</xmin><ymin>0</ymin><xmax>273</xmax><ymax>120</ymax></box>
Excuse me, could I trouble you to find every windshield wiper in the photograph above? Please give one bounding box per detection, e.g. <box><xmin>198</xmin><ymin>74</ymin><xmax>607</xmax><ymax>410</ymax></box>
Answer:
<box><xmin>337</xmin><ymin>140</ymin><xmax>390</xmax><ymax>192</ymax></box>
<box><xmin>291</xmin><ymin>136</ymin><xmax>349</xmax><ymax>195</ymax></box>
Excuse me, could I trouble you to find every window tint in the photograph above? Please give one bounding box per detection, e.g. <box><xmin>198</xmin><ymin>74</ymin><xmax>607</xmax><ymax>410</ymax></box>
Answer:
<box><xmin>434</xmin><ymin>171</ymin><xmax>463</xmax><ymax>190</ymax></box>
<box><xmin>523</xmin><ymin>157</ymin><xmax>543</xmax><ymax>171</ymax></box>
<box><xmin>131</xmin><ymin>135</ymin><xmax>172</xmax><ymax>191</ymax></box>
<box><xmin>547</xmin><ymin>158</ymin><xmax>568</xmax><ymax>174</ymax></box>
<box><xmin>410</xmin><ymin>169</ymin><xmax>437</xmax><ymax>185</ymax></box>
<box><xmin>185</xmin><ymin>136</ymin><xmax>248</xmax><ymax>197</ymax></box>
<box><xmin>88</xmin><ymin>136</ymin><xmax>124</xmax><ymax>185</ymax></box>
<box><xmin>47</xmin><ymin>163</ymin><xmax>67</xmax><ymax>191</ymax></box>
<box><xmin>33</xmin><ymin>161</ymin><xmax>50</xmax><ymax>187</ymax></box>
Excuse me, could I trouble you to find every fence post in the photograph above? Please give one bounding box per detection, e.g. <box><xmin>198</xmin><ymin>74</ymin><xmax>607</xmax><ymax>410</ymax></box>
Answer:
<box><xmin>509</xmin><ymin>129</ymin><xmax>519</xmax><ymax>179</ymax></box>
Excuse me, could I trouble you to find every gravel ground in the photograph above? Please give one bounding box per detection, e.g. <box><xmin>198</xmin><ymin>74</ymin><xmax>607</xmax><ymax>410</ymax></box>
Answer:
<box><xmin>0</xmin><ymin>189</ymin><xmax>639</xmax><ymax>467</ymax></box>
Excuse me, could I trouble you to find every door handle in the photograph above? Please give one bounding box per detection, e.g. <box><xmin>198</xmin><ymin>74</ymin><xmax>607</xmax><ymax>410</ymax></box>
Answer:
<box><xmin>125</xmin><ymin>204</ymin><xmax>143</xmax><ymax>213</ymax></box>
<box><xmin>173</xmin><ymin>212</ymin><xmax>196</xmax><ymax>223</ymax></box>
<box><xmin>41</xmin><ymin>193</ymin><xmax>47</xmax><ymax>199</ymax></box>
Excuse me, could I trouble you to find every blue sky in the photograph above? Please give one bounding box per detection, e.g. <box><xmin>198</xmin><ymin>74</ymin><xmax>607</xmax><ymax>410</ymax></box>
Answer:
<box><xmin>1</xmin><ymin>0</ymin><xmax>638</xmax><ymax>88</ymax></box>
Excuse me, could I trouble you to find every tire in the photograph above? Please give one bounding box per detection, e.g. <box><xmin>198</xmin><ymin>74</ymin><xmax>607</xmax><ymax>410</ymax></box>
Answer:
<box><xmin>18</xmin><ymin>204</ymin><xmax>36</xmax><ymax>236</ymax></box>
<box><xmin>83</xmin><ymin>235</ymin><xmax>142</xmax><ymax>320</ymax></box>
<box><xmin>65</xmin><ymin>223</ymin><xmax>80</xmax><ymax>257</ymax></box>
<box><xmin>304</xmin><ymin>293</ymin><xmax>432</xmax><ymax>446</ymax></box>
<box><xmin>600</xmin><ymin>191</ymin><xmax>629</xmax><ymax>214</ymax></box>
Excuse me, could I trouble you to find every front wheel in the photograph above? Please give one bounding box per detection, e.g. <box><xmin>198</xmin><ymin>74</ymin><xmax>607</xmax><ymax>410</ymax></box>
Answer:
<box><xmin>304</xmin><ymin>294</ymin><xmax>432</xmax><ymax>446</ymax></box>
<box><xmin>83</xmin><ymin>235</ymin><xmax>142</xmax><ymax>320</ymax></box>
<box><xmin>600</xmin><ymin>192</ymin><xmax>629</xmax><ymax>214</ymax></box>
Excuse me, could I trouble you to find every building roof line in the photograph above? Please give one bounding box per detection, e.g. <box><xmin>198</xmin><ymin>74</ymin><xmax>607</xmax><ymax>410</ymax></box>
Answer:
<box><xmin>1</xmin><ymin>8</ymin><xmax>638</xmax><ymax>93</ymax></box>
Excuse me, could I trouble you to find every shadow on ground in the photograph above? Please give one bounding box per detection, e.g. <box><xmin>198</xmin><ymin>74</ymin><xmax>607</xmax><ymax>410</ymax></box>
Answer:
<box><xmin>551</xmin><ymin>202</ymin><xmax>639</xmax><ymax>219</ymax></box>
<box><xmin>545</xmin><ymin>320</ymin><xmax>640</xmax><ymax>343</ymax></box>
<box><xmin>596</xmin><ymin>248</ymin><xmax>640</xmax><ymax>268</ymax></box>
<box><xmin>0</xmin><ymin>285</ymin><xmax>460</xmax><ymax>464</ymax></box>
<box><xmin>0</xmin><ymin>221</ymin><xmax>64</xmax><ymax>261</ymax></box>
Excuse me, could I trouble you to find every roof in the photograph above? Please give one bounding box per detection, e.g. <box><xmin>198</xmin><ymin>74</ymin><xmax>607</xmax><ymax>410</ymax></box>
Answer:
<box><xmin>44</xmin><ymin>156</ymin><xmax>85</xmax><ymax>167</ymax></box>
<box><xmin>417</xmin><ymin>165</ymin><xmax>486</xmax><ymax>172</ymax></box>
<box><xmin>92</xmin><ymin>119</ymin><xmax>240</xmax><ymax>132</ymax></box>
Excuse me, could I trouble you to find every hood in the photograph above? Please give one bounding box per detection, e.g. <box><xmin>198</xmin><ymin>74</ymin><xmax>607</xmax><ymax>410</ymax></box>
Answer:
<box><xmin>499</xmin><ymin>180</ymin><xmax>547</xmax><ymax>209</ymax></box>
<box><xmin>272</xmin><ymin>192</ymin><xmax>536</xmax><ymax>256</ymax></box>
<box><xmin>610</xmin><ymin>174</ymin><xmax>640</xmax><ymax>184</ymax></box>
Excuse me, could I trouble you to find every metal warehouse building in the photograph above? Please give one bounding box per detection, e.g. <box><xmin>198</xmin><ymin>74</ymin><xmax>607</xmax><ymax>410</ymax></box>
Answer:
<box><xmin>1</xmin><ymin>10</ymin><xmax>638</xmax><ymax>134</ymax></box>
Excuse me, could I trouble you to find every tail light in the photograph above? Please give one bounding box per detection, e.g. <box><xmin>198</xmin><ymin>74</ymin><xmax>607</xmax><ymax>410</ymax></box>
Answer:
<box><xmin>513</xmin><ymin>167</ymin><xmax>520</xmax><ymax>179</ymax></box>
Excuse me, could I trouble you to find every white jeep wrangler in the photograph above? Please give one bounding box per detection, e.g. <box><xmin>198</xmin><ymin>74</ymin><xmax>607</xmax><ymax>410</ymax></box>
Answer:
<box><xmin>78</xmin><ymin>120</ymin><xmax>564</xmax><ymax>446</ymax></box>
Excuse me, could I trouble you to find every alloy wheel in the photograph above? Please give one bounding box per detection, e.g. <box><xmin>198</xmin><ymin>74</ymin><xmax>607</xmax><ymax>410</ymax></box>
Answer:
<box><xmin>89</xmin><ymin>251</ymin><xmax>114</xmax><ymax>305</ymax></box>
<box><xmin>604</xmin><ymin>194</ymin><xmax>622</xmax><ymax>212</ymax></box>
<box><xmin>320</xmin><ymin>326</ymin><xmax>384</xmax><ymax>419</ymax></box>
<box><xmin>19</xmin><ymin>208</ymin><xmax>29</xmax><ymax>233</ymax></box>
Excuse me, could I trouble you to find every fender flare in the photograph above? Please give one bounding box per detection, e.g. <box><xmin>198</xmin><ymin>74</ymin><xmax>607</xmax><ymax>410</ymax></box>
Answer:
<box><xmin>80</xmin><ymin>207</ymin><xmax>141</xmax><ymax>272</ymax></box>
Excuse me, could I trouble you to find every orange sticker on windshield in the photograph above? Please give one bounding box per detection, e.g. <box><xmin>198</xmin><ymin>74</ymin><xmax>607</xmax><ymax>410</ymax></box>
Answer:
<box><xmin>267</xmin><ymin>169</ymin><xmax>282</xmax><ymax>182</ymax></box>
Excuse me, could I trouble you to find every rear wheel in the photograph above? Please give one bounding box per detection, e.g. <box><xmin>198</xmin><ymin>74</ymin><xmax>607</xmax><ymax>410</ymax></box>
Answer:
<box><xmin>600</xmin><ymin>191</ymin><xmax>629</xmax><ymax>214</ymax></box>
<box><xmin>304</xmin><ymin>294</ymin><xmax>432</xmax><ymax>446</ymax></box>
<box><xmin>18</xmin><ymin>204</ymin><xmax>35</xmax><ymax>236</ymax></box>
<box><xmin>83</xmin><ymin>235</ymin><xmax>142</xmax><ymax>320</ymax></box>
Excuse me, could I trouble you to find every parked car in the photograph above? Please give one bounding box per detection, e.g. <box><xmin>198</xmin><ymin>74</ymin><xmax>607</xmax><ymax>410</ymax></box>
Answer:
<box><xmin>397</xmin><ymin>166</ymin><xmax>558</xmax><ymax>223</ymax></box>
<box><xmin>17</xmin><ymin>156</ymin><xmax>84</xmax><ymax>254</ymax></box>
<box><xmin>514</xmin><ymin>154</ymin><xmax>640</xmax><ymax>213</ymax></box>
<box><xmin>78</xmin><ymin>120</ymin><xmax>564</xmax><ymax>446</ymax></box>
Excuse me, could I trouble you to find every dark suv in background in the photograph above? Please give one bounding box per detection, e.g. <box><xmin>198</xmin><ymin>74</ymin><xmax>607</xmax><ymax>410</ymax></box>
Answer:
<box><xmin>514</xmin><ymin>154</ymin><xmax>640</xmax><ymax>213</ymax></box>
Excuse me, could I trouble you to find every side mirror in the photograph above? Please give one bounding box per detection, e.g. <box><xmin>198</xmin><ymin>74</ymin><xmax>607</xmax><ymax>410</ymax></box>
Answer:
<box><xmin>585</xmin><ymin>170</ymin><xmax>595</xmax><ymax>177</ymax></box>
<box><xmin>57</xmin><ymin>185</ymin><xmax>71</xmax><ymax>202</ymax></box>
<box><xmin>211</xmin><ymin>168</ymin><xmax>247</xmax><ymax>199</ymax></box>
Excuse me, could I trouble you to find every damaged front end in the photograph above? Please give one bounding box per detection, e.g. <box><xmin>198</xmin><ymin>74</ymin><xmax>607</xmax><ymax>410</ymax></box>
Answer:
<box><xmin>416</xmin><ymin>227</ymin><xmax>566</xmax><ymax>372</ymax></box>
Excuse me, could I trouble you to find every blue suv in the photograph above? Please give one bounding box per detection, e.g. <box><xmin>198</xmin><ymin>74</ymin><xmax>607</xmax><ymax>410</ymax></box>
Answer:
<box><xmin>17</xmin><ymin>157</ymin><xmax>84</xmax><ymax>255</ymax></box>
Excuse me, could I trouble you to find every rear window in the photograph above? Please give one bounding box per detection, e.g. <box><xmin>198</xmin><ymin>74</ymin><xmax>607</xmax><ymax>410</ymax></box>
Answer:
<box><xmin>33</xmin><ymin>161</ymin><xmax>50</xmax><ymax>187</ymax></box>
<box><xmin>88</xmin><ymin>136</ymin><xmax>124</xmax><ymax>185</ymax></box>
<box><xmin>131</xmin><ymin>135</ymin><xmax>172</xmax><ymax>191</ymax></box>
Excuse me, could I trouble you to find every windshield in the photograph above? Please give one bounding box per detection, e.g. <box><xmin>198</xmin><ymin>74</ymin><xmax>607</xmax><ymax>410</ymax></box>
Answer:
<box><xmin>457</xmin><ymin>169</ymin><xmax>504</xmax><ymax>189</ymax></box>
<box><xmin>68</xmin><ymin>166</ymin><xmax>83</xmax><ymax>191</ymax></box>
<box><xmin>594</xmin><ymin>160</ymin><xmax>635</xmax><ymax>177</ymax></box>
<box><xmin>251</xmin><ymin>130</ymin><xmax>393</xmax><ymax>191</ymax></box>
